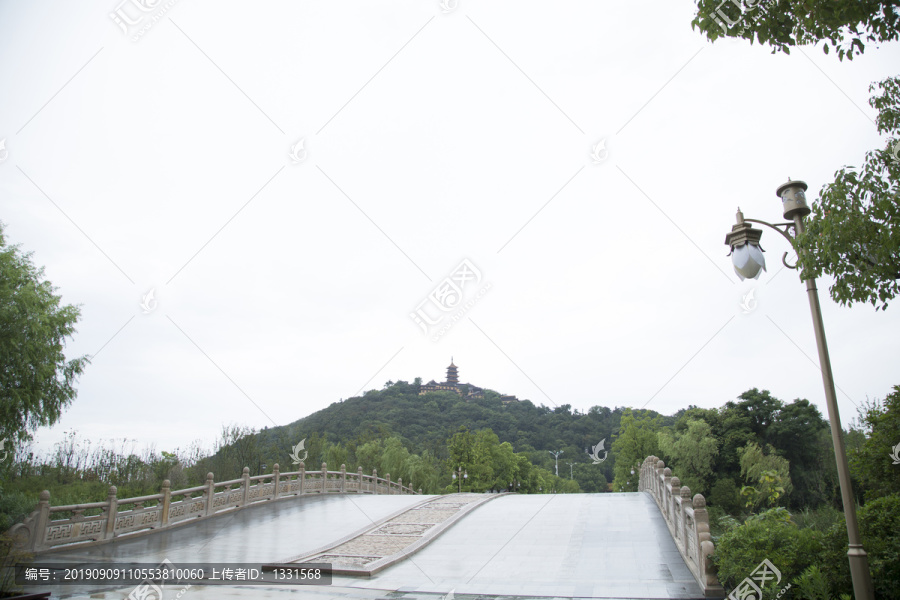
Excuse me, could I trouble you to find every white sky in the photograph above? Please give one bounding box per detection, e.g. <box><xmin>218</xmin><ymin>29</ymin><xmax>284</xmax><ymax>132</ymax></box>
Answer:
<box><xmin>1</xmin><ymin>1</ymin><xmax>898</xmax><ymax>459</ymax></box>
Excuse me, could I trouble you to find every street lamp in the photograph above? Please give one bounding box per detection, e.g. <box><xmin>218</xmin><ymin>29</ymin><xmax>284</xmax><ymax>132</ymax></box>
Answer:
<box><xmin>452</xmin><ymin>466</ymin><xmax>467</xmax><ymax>493</ymax></box>
<box><xmin>724</xmin><ymin>179</ymin><xmax>874</xmax><ymax>600</ymax></box>
<box><xmin>549</xmin><ymin>450</ymin><xmax>563</xmax><ymax>476</ymax></box>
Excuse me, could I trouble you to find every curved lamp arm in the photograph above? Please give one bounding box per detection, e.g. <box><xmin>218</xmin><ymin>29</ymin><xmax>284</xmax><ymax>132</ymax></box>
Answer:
<box><xmin>743</xmin><ymin>218</ymin><xmax>799</xmax><ymax>269</ymax></box>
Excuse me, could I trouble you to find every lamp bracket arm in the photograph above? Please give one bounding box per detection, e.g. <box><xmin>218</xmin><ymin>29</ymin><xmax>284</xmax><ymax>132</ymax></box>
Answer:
<box><xmin>743</xmin><ymin>218</ymin><xmax>799</xmax><ymax>270</ymax></box>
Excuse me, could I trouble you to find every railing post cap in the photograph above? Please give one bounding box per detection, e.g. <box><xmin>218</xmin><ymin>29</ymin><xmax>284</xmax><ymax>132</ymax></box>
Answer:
<box><xmin>162</xmin><ymin>479</ymin><xmax>171</xmax><ymax>488</ymax></box>
<box><xmin>656</xmin><ymin>460</ymin><xmax>665</xmax><ymax>469</ymax></box>
<box><xmin>273</xmin><ymin>463</ymin><xmax>279</xmax><ymax>471</ymax></box>
<box><xmin>299</xmin><ymin>461</ymin><xmax>305</xmax><ymax>469</ymax></box>
<box><xmin>321</xmin><ymin>462</ymin><xmax>327</xmax><ymax>469</ymax></box>
<box><xmin>243</xmin><ymin>467</ymin><xmax>250</xmax><ymax>474</ymax></box>
<box><xmin>663</xmin><ymin>467</ymin><xmax>672</xmax><ymax>477</ymax></box>
<box><xmin>107</xmin><ymin>486</ymin><xmax>117</xmax><ymax>497</ymax></box>
<box><xmin>207</xmin><ymin>472</ymin><xmax>215</xmax><ymax>481</ymax></box>
<box><xmin>680</xmin><ymin>486</ymin><xmax>692</xmax><ymax>498</ymax></box>
<box><xmin>341</xmin><ymin>464</ymin><xmax>346</xmax><ymax>471</ymax></box>
<box><xmin>670</xmin><ymin>476</ymin><xmax>680</xmax><ymax>487</ymax></box>
<box><xmin>40</xmin><ymin>490</ymin><xmax>51</xmax><ymax>502</ymax></box>
<box><xmin>693</xmin><ymin>494</ymin><xmax>707</xmax><ymax>508</ymax></box>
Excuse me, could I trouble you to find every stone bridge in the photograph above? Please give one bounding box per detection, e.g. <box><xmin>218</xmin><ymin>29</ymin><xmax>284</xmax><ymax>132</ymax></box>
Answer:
<box><xmin>7</xmin><ymin>457</ymin><xmax>726</xmax><ymax>599</ymax></box>
<box><xmin>10</xmin><ymin>462</ymin><xmax>417</xmax><ymax>554</ymax></box>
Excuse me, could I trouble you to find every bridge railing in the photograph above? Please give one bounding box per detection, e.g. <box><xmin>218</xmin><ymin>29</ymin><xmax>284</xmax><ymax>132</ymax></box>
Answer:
<box><xmin>9</xmin><ymin>462</ymin><xmax>419</xmax><ymax>554</ymax></box>
<box><xmin>638</xmin><ymin>455</ymin><xmax>724</xmax><ymax>598</ymax></box>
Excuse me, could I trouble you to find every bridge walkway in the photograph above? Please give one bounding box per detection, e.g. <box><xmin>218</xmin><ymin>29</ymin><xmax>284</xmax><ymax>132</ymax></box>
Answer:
<box><xmin>27</xmin><ymin>492</ymin><xmax>706</xmax><ymax>599</ymax></box>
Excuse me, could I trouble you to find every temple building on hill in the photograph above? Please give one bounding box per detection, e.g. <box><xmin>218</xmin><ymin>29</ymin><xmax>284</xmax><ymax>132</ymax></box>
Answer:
<box><xmin>418</xmin><ymin>358</ymin><xmax>519</xmax><ymax>404</ymax></box>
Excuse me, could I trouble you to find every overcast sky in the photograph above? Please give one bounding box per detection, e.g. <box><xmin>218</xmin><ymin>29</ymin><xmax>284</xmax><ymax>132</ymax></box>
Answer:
<box><xmin>1</xmin><ymin>1</ymin><xmax>898</xmax><ymax>460</ymax></box>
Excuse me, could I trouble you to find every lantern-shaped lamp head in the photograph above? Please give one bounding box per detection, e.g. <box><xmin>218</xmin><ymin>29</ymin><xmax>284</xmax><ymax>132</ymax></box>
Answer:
<box><xmin>725</xmin><ymin>208</ymin><xmax>766</xmax><ymax>280</ymax></box>
<box><xmin>777</xmin><ymin>179</ymin><xmax>810</xmax><ymax>220</ymax></box>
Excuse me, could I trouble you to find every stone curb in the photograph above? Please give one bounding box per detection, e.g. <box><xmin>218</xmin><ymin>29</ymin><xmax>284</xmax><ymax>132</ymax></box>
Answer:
<box><xmin>264</xmin><ymin>493</ymin><xmax>510</xmax><ymax>577</ymax></box>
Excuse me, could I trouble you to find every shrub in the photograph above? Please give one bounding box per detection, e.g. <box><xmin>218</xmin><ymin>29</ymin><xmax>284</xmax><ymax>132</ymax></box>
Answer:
<box><xmin>712</xmin><ymin>507</ymin><xmax>822</xmax><ymax>593</ymax></box>
<box><xmin>709</xmin><ymin>477</ymin><xmax>742</xmax><ymax>514</ymax></box>
<box><xmin>857</xmin><ymin>494</ymin><xmax>900</xmax><ymax>600</ymax></box>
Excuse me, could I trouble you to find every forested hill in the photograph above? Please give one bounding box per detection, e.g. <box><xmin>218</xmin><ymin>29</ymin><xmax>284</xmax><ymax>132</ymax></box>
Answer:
<box><xmin>252</xmin><ymin>379</ymin><xmax>672</xmax><ymax>481</ymax></box>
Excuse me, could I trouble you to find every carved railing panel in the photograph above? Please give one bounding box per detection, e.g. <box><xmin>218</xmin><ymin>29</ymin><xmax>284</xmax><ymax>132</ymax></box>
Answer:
<box><xmin>638</xmin><ymin>456</ymin><xmax>724</xmax><ymax>598</ymax></box>
<box><xmin>9</xmin><ymin>462</ymin><xmax>418</xmax><ymax>554</ymax></box>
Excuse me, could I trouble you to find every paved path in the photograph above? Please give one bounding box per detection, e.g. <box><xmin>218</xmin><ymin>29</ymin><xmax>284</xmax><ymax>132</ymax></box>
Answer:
<box><xmin>24</xmin><ymin>492</ymin><xmax>705</xmax><ymax>599</ymax></box>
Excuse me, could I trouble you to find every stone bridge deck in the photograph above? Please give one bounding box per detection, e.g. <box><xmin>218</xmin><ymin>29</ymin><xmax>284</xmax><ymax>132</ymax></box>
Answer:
<box><xmin>24</xmin><ymin>493</ymin><xmax>706</xmax><ymax>600</ymax></box>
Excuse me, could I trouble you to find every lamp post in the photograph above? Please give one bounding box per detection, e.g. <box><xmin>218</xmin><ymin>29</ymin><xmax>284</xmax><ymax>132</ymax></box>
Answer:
<box><xmin>725</xmin><ymin>179</ymin><xmax>874</xmax><ymax>600</ymax></box>
<box><xmin>452</xmin><ymin>466</ymin><xmax>467</xmax><ymax>493</ymax></box>
<box><xmin>549</xmin><ymin>450</ymin><xmax>563</xmax><ymax>476</ymax></box>
<box><xmin>566</xmin><ymin>462</ymin><xmax>575</xmax><ymax>479</ymax></box>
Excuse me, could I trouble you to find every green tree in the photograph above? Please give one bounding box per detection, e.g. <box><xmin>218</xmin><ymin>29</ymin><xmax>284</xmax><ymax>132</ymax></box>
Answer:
<box><xmin>0</xmin><ymin>224</ymin><xmax>89</xmax><ymax>444</ymax></box>
<box><xmin>739</xmin><ymin>442</ymin><xmax>793</xmax><ymax>510</ymax></box>
<box><xmin>611</xmin><ymin>409</ymin><xmax>660</xmax><ymax>492</ymax></box>
<box><xmin>848</xmin><ymin>386</ymin><xmax>900</xmax><ymax>501</ymax></box>
<box><xmin>692</xmin><ymin>2</ymin><xmax>900</xmax><ymax>310</ymax></box>
<box><xmin>657</xmin><ymin>418</ymin><xmax>720</xmax><ymax>496</ymax></box>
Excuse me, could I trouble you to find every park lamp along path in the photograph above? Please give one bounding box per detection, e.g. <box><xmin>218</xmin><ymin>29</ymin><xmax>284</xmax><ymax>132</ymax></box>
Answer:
<box><xmin>724</xmin><ymin>179</ymin><xmax>874</xmax><ymax>600</ymax></box>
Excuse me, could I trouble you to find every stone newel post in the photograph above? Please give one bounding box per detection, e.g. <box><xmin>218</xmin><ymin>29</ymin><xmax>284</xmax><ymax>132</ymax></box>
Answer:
<box><xmin>101</xmin><ymin>488</ymin><xmax>116</xmax><ymax>542</ymax></box>
<box><xmin>386</xmin><ymin>473</ymin><xmax>391</xmax><ymax>495</ymax></box>
<box><xmin>161</xmin><ymin>480</ymin><xmax>171</xmax><ymax>527</ymax></box>
<box><xmin>299</xmin><ymin>461</ymin><xmax>306</xmax><ymax>495</ymax></box>
<box><xmin>273</xmin><ymin>463</ymin><xmax>281</xmax><ymax>499</ymax></box>
<box><xmin>241</xmin><ymin>467</ymin><xmax>251</xmax><ymax>506</ymax></box>
<box><xmin>204</xmin><ymin>473</ymin><xmax>215</xmax><ymax>516</ymax></box>
<box><xmin>341</xmin><ymin>464</ymin><xmax>346</xmax><ymax>493</ymax></box>
<box><xmin>373</xmin><ymin>469</ymin><xmax>378</xmax><ymax>494</ymax></box>
<box><xmin>357</xmin><ymin>467</ymin><xmax>363</xmax><ymax>493</ymax></box>
<box><xmin>693</xmin><ymin>493</ymin><xmax>718</xmax><ymax>587</ymax></box>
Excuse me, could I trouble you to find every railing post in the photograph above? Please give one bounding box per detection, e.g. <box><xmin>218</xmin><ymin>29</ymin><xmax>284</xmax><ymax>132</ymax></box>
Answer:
<box><xmin>102</xmin><ymin>487</ymin><xmax>117</xmax><ymax>542</ymax></box>
<box><xmin>341</xmin><ymin>464</ymin><xmax>346</xmax><ymax>493</ymax></box>
<box><xmin>655</xmin><ymin>460</ymin><xmax>665</xmax><ymax>500</ymax></box>
<box><xmin>697</xmin><ymin>495</ymin><xmax>720</xmax><ymax>590</ymax></box>
<box><xmin>205</xmin><ymin>472</ymin><xmax>215</xmax><ymax>516</ymax></box>
<box><xmin>397</xmin><ymin>477</ymin><xmax>403</xmax><ymax>495</ymax></box>
<box><xmin>299</xmin><ymin>461</ymin><xmax>305</xmax><ymax>495</ymax></box>
<box><xmin>161</xmin><ymin>479</ymin><xmax>171</xmax><ymax>528</ymax></box>
<box><xmin>680</xmin><ymin>486</ymin><xmax>692</xmax><ymax>551</ymax></box>
<box><xmin>373</xmin><ymin>469</ymin><xmax>378</xmax><ymax>495</ymax></box>
<box><xmin>386</xmin><ymin>473</ymin><xmax>391</xmax><ymax>495</ymax></box>
<box><xmin>241</xmin><ymin>467</ymin><xmax>251</xmax><ymax>506</ymax></box>
<box><xmin>321</xmin><ymin>463</ymin><xmax>328</xmax><ymax>493</ymax></box>
<box><xmin>418</xmin><ymin>488</ymin><xmax>422</xmax><ymax>495</ymax></box>
<box><xmin>273</xmin><ymin>463</ymin><xmax>281</xmax><ymax>500</ymax></box>
<box><xmin>357</xmin><ymin>467</ymin><xmax>363</xmax><ymax>493</ymax></box>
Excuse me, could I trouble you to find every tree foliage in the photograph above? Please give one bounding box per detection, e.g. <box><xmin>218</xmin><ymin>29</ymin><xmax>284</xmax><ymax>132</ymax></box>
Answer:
<box><xmin>0</xmin><ymin>224</ymin><xmax>89</xmax><ymax>444</ymax></box>
<box><xmin>692</xmin><ymin>3</ymin><xmax>900</xmax><ymax>309</ymax></box>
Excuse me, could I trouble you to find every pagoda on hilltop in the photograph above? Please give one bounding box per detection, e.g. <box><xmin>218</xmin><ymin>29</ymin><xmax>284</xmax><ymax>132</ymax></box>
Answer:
<box><xmin>418</xmin><ymin>358</ymin><xmax>518</xmax><ymax>404</ymax></box>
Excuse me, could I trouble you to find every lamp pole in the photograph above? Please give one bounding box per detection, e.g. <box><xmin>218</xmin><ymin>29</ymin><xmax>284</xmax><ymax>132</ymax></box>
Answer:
<box><xmin>452</xmin><ymin>466</ymin><xmax>466</xmax><ymax>493</ymax></box>
<box><xmin>549</xmin><ymin>450</ymin><xmax>563</xmax><ymax>477</ymax></box>
<box><xmin>566</xmin><ymin>462</ymin><xmax>575</xmax><ymax>479</ymax></box>
<box><xmin>725</xmin><ymin>179</ymin><xmax>874</xmax><ymax>600</ymax></box>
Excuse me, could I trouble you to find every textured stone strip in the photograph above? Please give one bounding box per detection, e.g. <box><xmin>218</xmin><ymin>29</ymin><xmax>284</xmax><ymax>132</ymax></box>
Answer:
<box><xmin>264</xmin><ymin>493</ymin><xmax>506</xmax><ymax>576</ymax></box>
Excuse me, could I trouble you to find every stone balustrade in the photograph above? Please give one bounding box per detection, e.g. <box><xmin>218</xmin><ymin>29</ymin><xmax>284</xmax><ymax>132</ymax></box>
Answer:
<box><xmin>8</xmin><ymin>462</ymin><xmax>419</xmax><ymax>554</ymax></box>
<box><xmin>638</xmin><ymin>455</ymin><xmax>724</xmax><ymax>598</ymax></box>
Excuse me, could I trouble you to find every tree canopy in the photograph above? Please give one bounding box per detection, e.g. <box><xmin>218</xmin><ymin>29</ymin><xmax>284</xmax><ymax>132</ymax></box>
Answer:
<box><xmin>693</xmin><ymin>1</ymin><xmax>900</xmax><ymax>310</ymax></box>
<box><xmin>0</xmin><ymin>224</ymin><xmax>89</xmax><ymax>445</ymax></box>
